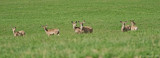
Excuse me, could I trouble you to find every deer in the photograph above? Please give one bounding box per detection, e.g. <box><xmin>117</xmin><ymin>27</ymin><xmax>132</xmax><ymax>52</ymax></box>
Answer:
<box><xmin>12</xmin><ymin>27</ymin><xmax>25</xmax><ymax>36</ymax></box>
<box><xmin>120</xmin><ymin>21</ymin><xmax>131</xmax><ymax>32</ymax></box>
<box><xmin>42</xmin><ymin>25</ymin><xmax>60</xmax><ymax>36</ymax></box>
<box><xmin>78</xmin><ymin>20</ymin><xmax>93</xmax><ymax>33</ymax></box>
<box><xmin>130</xmin><ymin>20</ymin><xmax>138</xmax><ymax>31</ymax></box>
<box><xmin>71</xmin><ymin>21</ymin><xmax>83</xmax><ymax>34</ymax></box>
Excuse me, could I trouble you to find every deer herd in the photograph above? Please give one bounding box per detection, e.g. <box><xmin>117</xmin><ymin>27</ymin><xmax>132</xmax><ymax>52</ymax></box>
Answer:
<box><xmin>12</xmin><ymin>20</ymin><xmax>138</xmax><ymax>37</ymax></box>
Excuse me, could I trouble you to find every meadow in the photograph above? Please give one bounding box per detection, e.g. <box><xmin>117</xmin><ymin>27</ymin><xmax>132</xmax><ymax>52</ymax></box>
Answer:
<box><xmin>0</xmin><ymin>0</ymin><xmax>160</xmax><ymax>58</ymax></box>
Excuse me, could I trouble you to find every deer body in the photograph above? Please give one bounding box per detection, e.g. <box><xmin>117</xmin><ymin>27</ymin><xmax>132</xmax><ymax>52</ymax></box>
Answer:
<box><xmin>81</xmin><ymin>26</ymin><xmax>93</xmax><ymax>33</ymax></box>
<box><xmin>120</xmin><ymin>21</ymin><xmax>131</xmax><ymax>32</ymax></box>
<box><xmin>12</xmin><ymin>27</ymin><xmax>25</xmax><ymax>36</ymax></box>
<box><xmin>42</xmin><ymin>26</ymin><xmax>59</xmax><ymax>36</ymax></box>
<box><xmin>79</xmin><ymin>21</ymin><xmax>93</xmax><ymax>33</ymax></box>
<box><xmin>18</xmin><ymin>31</ymin><xmax>25</xmax><ymax>35</ymax></box>
<box><xmin>130</xmin><ymin>20</ymin><xmax>138</xmax><ymax>30</ymax></box>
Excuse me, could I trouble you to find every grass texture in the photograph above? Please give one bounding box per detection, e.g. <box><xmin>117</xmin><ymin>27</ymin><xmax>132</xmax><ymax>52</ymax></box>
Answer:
<box><xmin>0</xmin><ymin>0</ymin><xmax>160</xmax><ymax>58</ymax></box>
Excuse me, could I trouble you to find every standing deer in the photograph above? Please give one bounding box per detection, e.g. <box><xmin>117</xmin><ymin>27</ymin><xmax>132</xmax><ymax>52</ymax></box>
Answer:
<box><xmin>12</xmin><ymin>27</ymin><xmax>25</xmax><ymax>36</ymax></box>
<box><xmin>78</xmin><ymin>20</ymin><xmax>93</xmax><ymax>33</ymax></box>
<box><xmin>130</xmin><ymin>20</ymin><xmax>138</xmax><ymax>30</ymax></box>
<box><xmin>120</xmin><ymin>21</ymin><xmax>131</xmax><ymax>32</ymax></box>
<box><xmin>42</xmin><ymin>25</ymin><xmax>60</xmax><ymax>36</ymax></box>
<box><xmin>71</xmin><ymin>21</ymin><xmax>83</xmax><ymax>34</ymax></box>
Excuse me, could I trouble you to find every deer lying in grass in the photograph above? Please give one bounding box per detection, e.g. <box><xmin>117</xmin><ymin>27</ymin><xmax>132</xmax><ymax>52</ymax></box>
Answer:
<box><xmin>78</xmin><ymin>20</ymin><xmax>93</xmax><ymax>33</ymax></box>
<box><xmin>42</xmin><ymin>25</ymin><xmax>60</xmax><ymax>36</ymax></box>
<box><xmin>130</xmin><ymin>20</ymin><xmax>138</xmax><ymax>31</ymax></box>
<box><xmin>120</xmin><ymin>21</ymin><xmax>131</xmax><ymax>32</ymax></box>
<box><xmin>71</xmin><ymin>21</ymin><xmax>83</xmax><ymax>34</ymax></box>
<box><xmin>12</xmin><ymin>27</ymin><xmax>25</xmax><ymax>36</ymax></box>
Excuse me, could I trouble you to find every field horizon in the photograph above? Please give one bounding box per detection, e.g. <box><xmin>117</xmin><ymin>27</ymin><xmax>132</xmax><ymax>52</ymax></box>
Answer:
<box><xmin>0</xmin><ymin>0</ymin><xmax>160</xmax><ymax>58</ymax></box>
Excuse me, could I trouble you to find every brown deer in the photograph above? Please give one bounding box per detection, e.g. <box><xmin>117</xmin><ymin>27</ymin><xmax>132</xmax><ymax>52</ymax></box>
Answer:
<box><xmin>42</xmin><ymin>25</ymin><xmax>60</xmax><ymax>36</ymax></box>
<box><xmin>71</xmin><ymin>21</ymin><xmax>83</xmax><ymax>34</ymax></box>
<box><xmin>78</xmin><ymin>20</ymin><xmax>93</xmax><ymax>33</ymax></box>
<box><xmin>120</xmin><ymin>21</ymin><xmax>131</xmax><ymax>32</ymax></box>
<box><xmin>12</xmin><ymin>27</ymin><xmax>25</xmax><ymax>36</ymax></box>
<box><xmin>130</xmin><ymin>20</ymin><xmax>138</xmax><ymax>31</ymax></box>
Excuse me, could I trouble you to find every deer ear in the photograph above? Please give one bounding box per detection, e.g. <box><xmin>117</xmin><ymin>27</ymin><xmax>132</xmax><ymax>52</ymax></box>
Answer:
<box><xmin>120</xmin><ymin>21</ymin><xmax>122</xmax><ymax>23</ymax></box>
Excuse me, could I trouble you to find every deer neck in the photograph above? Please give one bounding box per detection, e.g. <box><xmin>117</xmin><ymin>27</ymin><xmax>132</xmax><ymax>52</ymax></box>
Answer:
<box><xmin>131</xmin><ymin>24</ymin><xmax>134</xmax><ymax>27</ymax></box>
<box><xmin>131</xmin><ymin>22</ymin><xmax>135</xmax><ymax>26</ymax></box>
<box><xmin>12</xmin><ymin>30</ymin><xmax>15</xmax><ymax>34</ymax></box>
<box><xmin>44</xmin><ymin>28</ymin><xmax>48</xmax><ymax>32</ymax></box>
<box><xmin>80</xmin><ymin>24</ymin><xmax>83</xmax><ymax>30</ymax></box>
<box><xmin>73</xmin><ymin>25</ymin><xmax>76</xmax><ymax>30</ymax></box>
<box><xmin>121</xmin><ymin>24</ymin><xmax>125</xmax><ymax>31</ymax></box>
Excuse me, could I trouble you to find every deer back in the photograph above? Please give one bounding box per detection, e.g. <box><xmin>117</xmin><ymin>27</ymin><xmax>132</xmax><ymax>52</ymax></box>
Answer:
<box><xmin>82</xmin><ymin>26</ymin><xmax>93</xmax><ymax>33</ymax></box>
<box><xmin>18</xmin><ymin>30</ymin><xmax>25</xmax><ymax>35</ymax></box>
<box><xmin>47</xmin><ymin>29</ymin><xmax>59</xmax><ymax>34</ymax></box>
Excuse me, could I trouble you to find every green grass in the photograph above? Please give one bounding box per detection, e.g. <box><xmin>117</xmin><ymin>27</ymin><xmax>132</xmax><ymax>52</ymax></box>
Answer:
<box><xmin>0</xmin><ymin>0</ymin><xmax>160</xmax><ymax>58</ymax></box>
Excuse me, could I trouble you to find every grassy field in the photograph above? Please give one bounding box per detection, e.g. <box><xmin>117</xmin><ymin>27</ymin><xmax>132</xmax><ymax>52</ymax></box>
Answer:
<box><xmin>0</xmin><ymin>0</ymin><xmax>160</xmax><ymax>58</ymax></box>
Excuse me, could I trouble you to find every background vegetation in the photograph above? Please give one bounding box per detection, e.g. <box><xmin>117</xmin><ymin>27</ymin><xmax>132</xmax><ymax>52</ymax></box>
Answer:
<box><xmin>0</xmin><ymin>0</ymin><xmax>160</xmax><ymax>58</ymax></box>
